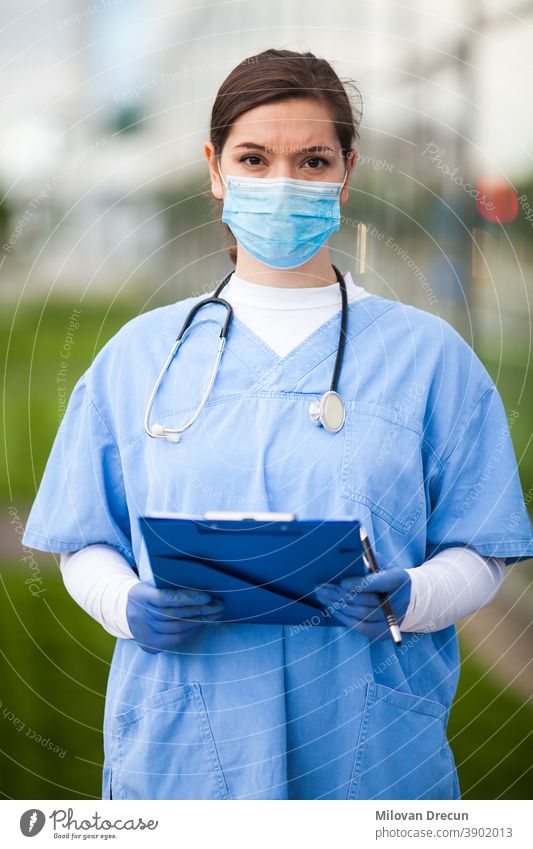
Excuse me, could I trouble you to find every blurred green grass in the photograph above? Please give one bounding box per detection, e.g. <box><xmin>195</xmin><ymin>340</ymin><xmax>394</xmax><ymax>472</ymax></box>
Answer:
<box><xmin>2</xmin><ymin>297</ymin><xmax>532</xmax><ymax>504</ymax></box>
<box><xmin>0</xmin><ymin>563</ymin><xmax>531</xmax><ymax>800</ymax></box>
<box><xmin>2</xmin><ymin>297</ymin><xmax>143</xmax><ymax>503</ymax></box>
<box><xmin>0</xmin><ymin>562</ymin><xmax>114</xmax><ymax>799</ymax></box>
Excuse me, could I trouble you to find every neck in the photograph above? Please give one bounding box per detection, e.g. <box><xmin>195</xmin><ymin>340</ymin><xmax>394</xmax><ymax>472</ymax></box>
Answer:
<box><xmin>234</xmin><ymin>245</ymin><xmax>338</xmax><ymax>288</ymax></box>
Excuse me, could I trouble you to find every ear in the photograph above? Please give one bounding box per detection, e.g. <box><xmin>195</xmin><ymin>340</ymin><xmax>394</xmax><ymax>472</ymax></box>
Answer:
<box><xmin>204</xmin><ymin>140</ymin><xmax>224</xmax><ymax>200</ymax></box>
<box><xmin>340</xmin><ymin>148</ymin><xmax>358</xmax><ymax>205</ymax></box>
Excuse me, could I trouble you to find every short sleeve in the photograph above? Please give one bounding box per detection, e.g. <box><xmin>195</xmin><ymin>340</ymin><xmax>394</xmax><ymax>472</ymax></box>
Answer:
<box><xmin>22</xmin><ymin>375</ymin><xmax>134</xmax><ymax>564</ymax></box>
<box><xmin>425</xmin><ymin>384</ymin><xmax>533</xmax><ymax>565</ymax></box>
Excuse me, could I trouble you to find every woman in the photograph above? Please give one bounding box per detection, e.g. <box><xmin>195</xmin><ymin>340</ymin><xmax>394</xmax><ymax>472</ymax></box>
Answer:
<box><xmin>23</xmin><ymin>48</ymin><xmax>533</xmax><ymax>801</ymax></box>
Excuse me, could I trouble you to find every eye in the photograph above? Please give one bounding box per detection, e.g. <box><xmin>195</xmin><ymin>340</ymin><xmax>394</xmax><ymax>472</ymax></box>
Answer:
<box><xmin>304</xmin><ymin>157</ymin><xmax>331</xmax><ymax>169</ymax></box>
<box><xmin>240</xmin><ymin>155</ymin><xmax>265</xmax><ymax>167</ymax></box>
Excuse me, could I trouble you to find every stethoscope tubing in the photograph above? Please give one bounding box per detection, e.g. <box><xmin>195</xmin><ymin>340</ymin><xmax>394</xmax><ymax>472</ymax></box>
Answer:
<box><xmin>145</xmin><ymin>264</ymin><xmax>348</xmax><ymax>440</ymax></box>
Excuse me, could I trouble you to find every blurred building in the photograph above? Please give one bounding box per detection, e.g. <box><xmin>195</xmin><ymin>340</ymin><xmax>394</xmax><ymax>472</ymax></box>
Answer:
<box><xmin>0</xmin><ymin>0</ymin><xmax>532</xmax><ymax>350</ymax></box>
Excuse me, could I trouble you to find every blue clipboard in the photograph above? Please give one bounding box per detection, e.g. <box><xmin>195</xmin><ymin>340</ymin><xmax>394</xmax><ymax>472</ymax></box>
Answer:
<box><xmin>139</xmin><ymin>511</ymin><xmax>366</xmax><ymax>627</ymax></box>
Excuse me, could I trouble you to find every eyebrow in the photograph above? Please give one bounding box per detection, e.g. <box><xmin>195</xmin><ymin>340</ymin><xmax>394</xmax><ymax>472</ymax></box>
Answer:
<box><xmin>232</xmin><ymin>142</ymin><xmax>337</xmax><ymax>153</ymax></box>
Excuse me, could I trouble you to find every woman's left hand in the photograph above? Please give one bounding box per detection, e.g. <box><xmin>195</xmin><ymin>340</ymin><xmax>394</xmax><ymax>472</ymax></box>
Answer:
<box><xmin>313</xmin><ymin>568</ymin><xmax>412</xmax><ymax>640</ymax></box>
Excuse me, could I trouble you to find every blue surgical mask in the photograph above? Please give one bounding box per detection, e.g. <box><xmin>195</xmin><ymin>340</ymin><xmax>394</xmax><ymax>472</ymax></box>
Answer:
<box><xmin>218</xmin><ymin>163</ymin><xmax>347</xmax><ymax>269</ymax></box>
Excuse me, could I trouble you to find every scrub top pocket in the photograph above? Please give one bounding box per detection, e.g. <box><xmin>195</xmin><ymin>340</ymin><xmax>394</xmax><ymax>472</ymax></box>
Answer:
<box><xmin>112</xmin><ymin>681</ymin><xmax>230</xmax><ymax>800</ymax></box>
<box><xmin>348</xmin><ymin>681</ymin><xmax>456</xmax><ymax>800</ymax></box>
<box><xmin>340</xmin><ymin>401</ymin><xmax>424</xmax><ymax>533</ymax></box>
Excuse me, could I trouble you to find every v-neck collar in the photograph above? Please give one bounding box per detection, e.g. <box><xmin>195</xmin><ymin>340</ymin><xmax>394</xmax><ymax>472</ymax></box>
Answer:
<box><xmin>196</xmin><ymin>293</ymin><xmax>397</xmax><ymax>392</ymax></box>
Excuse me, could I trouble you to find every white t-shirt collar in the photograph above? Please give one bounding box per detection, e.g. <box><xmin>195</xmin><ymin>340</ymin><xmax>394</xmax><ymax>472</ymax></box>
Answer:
<box><xmin>219</xmin><ymin>269</ymin><xmax>366</xmax><ymax>309</ymax></box>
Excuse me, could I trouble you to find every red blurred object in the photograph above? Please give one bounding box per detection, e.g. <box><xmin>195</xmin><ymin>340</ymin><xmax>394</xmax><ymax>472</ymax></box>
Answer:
<box><xmin>476</xmin><ymin>178</ymin><xmax>519</xmax><ymax>223</ymax></box>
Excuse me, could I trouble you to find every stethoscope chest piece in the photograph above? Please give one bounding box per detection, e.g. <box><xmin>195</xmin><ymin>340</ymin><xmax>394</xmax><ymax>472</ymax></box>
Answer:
<box><xmin>308</xmin><ymin>390</ymin><xmax>345</xmax><ymax>433</ymax></box>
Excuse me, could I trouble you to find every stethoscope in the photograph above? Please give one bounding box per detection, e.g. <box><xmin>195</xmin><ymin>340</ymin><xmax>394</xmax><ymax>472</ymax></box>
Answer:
<box><xmin>144</xmin><ymin>264</ymin><xmax>348</xmax><ymax>443</ymax></box>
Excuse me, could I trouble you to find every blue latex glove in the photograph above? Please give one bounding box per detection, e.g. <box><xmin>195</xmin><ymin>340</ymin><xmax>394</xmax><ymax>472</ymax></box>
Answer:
<box><xmin>313</xmin><ymin>568</ymin><xmax>412</xmax><ymax>641</ymax></box>
<box><xmin>126</xmin><ymin>581</ymin><xmax>225</xmax><ymax>654</ymax></box>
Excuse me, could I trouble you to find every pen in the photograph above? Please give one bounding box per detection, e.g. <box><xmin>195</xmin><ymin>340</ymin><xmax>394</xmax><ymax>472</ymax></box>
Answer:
<box><xmin>359</xmin><ymin>526</ymin><xmax>402</xmax><ymax>645</ymax></box>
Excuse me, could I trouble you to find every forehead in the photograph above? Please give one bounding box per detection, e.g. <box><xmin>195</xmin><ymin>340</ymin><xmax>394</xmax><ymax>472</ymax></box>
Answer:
<box><xmin>225</xmin><ymin>98</ymin><xmax>339</xmax><ymax>150</ymax></box>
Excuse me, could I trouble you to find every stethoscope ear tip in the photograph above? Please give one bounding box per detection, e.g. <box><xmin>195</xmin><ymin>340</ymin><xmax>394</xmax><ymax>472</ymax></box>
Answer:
<box><xmin>148</xmin><ymin>422</ymin><xmax>181</xmax><ymax>442</ymax></box>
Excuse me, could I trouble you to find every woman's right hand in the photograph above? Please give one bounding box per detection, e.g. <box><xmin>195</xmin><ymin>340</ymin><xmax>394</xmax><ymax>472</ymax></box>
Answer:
<box><xmin>126</xmin><ymin>582</ymin><xmax>225</xmax><ymax>654</ymax></box>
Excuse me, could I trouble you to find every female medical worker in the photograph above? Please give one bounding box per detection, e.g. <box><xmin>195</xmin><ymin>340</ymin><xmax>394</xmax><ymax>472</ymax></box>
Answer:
<box><xmin>23</xmin><ymin>49</ymin><xmax>533</xmax><ymax>801</ymax></box>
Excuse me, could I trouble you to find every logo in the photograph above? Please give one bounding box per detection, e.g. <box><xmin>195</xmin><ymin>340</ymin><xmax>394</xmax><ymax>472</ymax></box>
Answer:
<box><xmin>20</xmin><ymin>809</ymin><xmax>46</xmax><ymax>837</ymax></box>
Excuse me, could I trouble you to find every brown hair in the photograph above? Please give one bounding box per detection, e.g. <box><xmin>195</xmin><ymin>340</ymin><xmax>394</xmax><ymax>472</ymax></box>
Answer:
<box><xmin>209</xmin><ymin>48</ymin><xmax>363</xmax><ymax>264</ymax></box>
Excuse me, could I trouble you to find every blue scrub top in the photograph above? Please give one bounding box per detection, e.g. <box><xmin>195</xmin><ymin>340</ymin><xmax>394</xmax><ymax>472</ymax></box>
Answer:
<box><xmin>23</xmin><ymin>287</ymin><xmax>533</xmax><ymax>801</ymax></box>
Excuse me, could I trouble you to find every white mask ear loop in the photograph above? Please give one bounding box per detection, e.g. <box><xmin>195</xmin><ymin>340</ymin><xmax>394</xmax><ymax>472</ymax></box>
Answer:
<box><xmin>340</xmin><ymin>158</ymin><xmax>350</xmax><ymax>193</ymax></box>
<box><xmin>217</xmin><ymin>158</ymin><xmax>227</xmax><ymax>189</ymax></box>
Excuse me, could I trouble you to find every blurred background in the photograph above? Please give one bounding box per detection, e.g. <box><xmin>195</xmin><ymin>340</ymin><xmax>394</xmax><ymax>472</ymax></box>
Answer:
<box><xmin>1</xmin><ymin>0</ymin><xmax>532</xmax><ymax>800</ymax></box>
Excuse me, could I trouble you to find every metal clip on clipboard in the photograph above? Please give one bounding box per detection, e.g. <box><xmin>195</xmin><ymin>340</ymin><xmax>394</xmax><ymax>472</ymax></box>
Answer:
<box><xmin>203</xmin><ymin>511</ymin><xmax>296</xmax><ymax>522</ymax></box>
